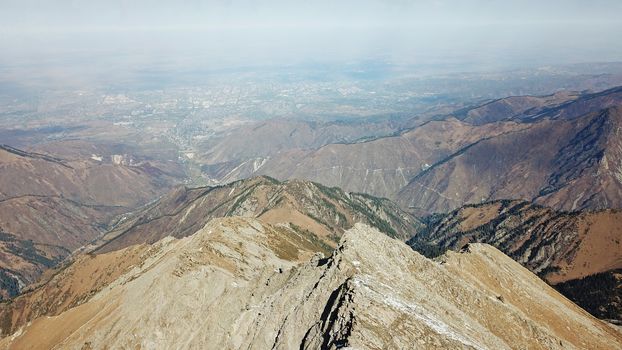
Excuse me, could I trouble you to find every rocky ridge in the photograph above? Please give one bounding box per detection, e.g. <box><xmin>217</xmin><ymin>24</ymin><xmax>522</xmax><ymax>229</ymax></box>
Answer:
<box><xmin>407</xmin><ymin>200</ymin><xmax>622</xmax><ymax>322</ymax></box>
<box><xmin>1</xmin><ymin>217</ymin><xmax>620</xmax><ymax>349</ymax></box>
<box><xmin>397</xmin><ymin>106</ymin><xmax>622</xmax><ymax>213</ymax></box>
<box><xmin>457</xmin><ymin>85</ymin><xmax>622</xmax><ymax>124</ymax></box>
<box><xmin>94</xmin><ymin>176</ymin><xmax>422</xmax><ymax>254</ymax></box>
<box><xmin>191</xmin><ymin>87</ymin><xmax>622</xmax><ymax>215</ymax></box>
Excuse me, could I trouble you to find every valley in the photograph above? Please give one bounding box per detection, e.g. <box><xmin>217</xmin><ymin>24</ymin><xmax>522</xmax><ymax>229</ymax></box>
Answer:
<box><xmin>1</xmin><ymin>62</ymin><xmax>622</xmax><ymax>348</ymax></box>
<box><xmin>0</xmin><ymin>143</ymin><xmax>182</xmax><ymax>298</ymax></box>
<box><xmin>198</xmin><ymin>86</ymin><xmax>622</xmax><ymax>216</ymax></box>
<box><xmin>4</xmin><ymin>0</ymin><xmax>622</xmax><ymax>347</ymax></box>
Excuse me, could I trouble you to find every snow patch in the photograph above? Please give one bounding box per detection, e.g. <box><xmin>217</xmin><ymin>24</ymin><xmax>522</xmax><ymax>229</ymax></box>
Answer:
<box><xmin>352</xmin><ymin>275</ymin><xmax>487</xmax><ymax>350</ymax></box>
<box><xmin>252</xmin><ymin>158</ymin><xmax>267</xmax><ymax>172</ymax></box>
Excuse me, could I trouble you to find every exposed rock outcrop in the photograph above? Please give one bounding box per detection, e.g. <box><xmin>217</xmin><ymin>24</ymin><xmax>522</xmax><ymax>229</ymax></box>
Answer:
<box><xmin>1</xmin><ymin>218</ymin><xmax>620</xmax><ymax>349</ymax></box>
<box><xmin>94</xmin><ymin>176</ymin><xmax>422</xmax><ymax>254</ymax></box>
<box><xmin>407</xmin><ymin>200</ymin><xmax>622</xmax><ymax>322</ymax></box>
<box><xmin>397</xmin><ymin>106</ymin><xmax>622</xmax><ymax>213</ymax></box>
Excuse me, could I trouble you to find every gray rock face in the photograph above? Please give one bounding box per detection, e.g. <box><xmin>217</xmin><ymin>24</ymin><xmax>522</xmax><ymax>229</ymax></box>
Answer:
<box><xmin>406</xmin><ymin>199</ymin><xmax>622</xmax><ymax>323</ymax></box>
<box><xmin>2</xmin><ymin>217</ymin><xmax>621</xmax><ymax>349</ymax></box>
<box><xmin>397</xmin><ymin>106</ymin><xmax>622</xmax><ymax>214</ymax></box>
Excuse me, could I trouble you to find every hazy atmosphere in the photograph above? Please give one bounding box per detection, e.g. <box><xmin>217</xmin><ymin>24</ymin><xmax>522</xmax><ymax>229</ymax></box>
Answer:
<box><xmin>2</xmin><ymin>2</ymin><xmax>622</xmax><ymax>347</ymax></box>
<box><xmin>2</xmin><ymin>0</ymin><xmax>622</xmax><ymax>88</ymax></box>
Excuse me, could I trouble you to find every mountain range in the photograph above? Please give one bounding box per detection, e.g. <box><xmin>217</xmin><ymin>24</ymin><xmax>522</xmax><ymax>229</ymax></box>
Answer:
<box><xmin>398</xmin><ymin>105</ymin><xmax>622</xmax><ymax>213</ymax></box>
<box><xmin>195</xmin><ymin>86</ymin><xmax>622</xmax><ymax>215</ymax></box>
<box><xmin>1</xmin><ymin>84</ymin><xmax>622</xmax><ymax>348</ymax></box>
<box><xmin>2</xmin><ymin>218</ymin><xmax>620</xmax><ymax>349</ymax></box>
<box><xmin>93</xmin><ymin>176</ymin><xmax>422</xmax><ymax>254</ymax></box>
<box><xmin>406</xmin><ymin>199</ymin><xmax>622</xmax><ymax>323</ymax></box>
<box><xmin>0</xmin><ymin>144</ymin><xmax>180</xmax><ymax>298</ymax></box>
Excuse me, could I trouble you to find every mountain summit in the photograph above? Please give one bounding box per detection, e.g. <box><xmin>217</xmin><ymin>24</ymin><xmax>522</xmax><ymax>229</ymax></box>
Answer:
<box><xmin>94</xmin><ymin>176</ymin><xmax>422</xmax><ymax>254</ymax></box>
<box><xmin>1</xmin><ymin>218</ymin><xmax>619</xmax><ymax>349</ymax></box>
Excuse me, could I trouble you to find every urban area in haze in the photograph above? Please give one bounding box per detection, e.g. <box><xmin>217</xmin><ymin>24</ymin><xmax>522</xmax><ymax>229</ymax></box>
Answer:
<box><xmin>1</xmin><ymin>1</ymin><xmax>622</xmax><ymax>348</ymax></box>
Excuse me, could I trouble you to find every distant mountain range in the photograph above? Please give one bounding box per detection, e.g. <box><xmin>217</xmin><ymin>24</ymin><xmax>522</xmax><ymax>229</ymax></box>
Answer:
<box><xmin>202</xmin><ymin>117</ymin><xmax>525</xmax><ymax>201</ymax></box>
<box><xmin>456</xmin><ymin>86</ymin><xmax>622</xmax><ymax>124</ymax></box>
<box><xmin>1</xmin><ymin>84</ymin><xmax>622</xmax><ymax>347</ymax></box>
<box><xmin>398</xmin><ymin>105</ymin><xmax>622</xmax><ymax>213</ymax></box>
<box><xmin>93</xmin><ymin>176</ymin><xmax>422</xmax><ymax>253</ymax></box>
<box><xmin>0</xmin><ymin>144</ymin><xmax>180</xmax><ymax>298</ymax></box>
<box><xmin>196</xmin><ymin>86</ymin><xmax>622</xmax><ymax>215</ymax></box>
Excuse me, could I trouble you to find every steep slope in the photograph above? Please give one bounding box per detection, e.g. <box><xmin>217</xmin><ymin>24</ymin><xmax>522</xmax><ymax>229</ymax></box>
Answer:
<box><xmin>94</xmin><ymin>176</ymin><xmax>422</xmax><ymax>253</ymax></box>
<box><xmin>0</xmin><ymin>243</ymin><xmax>153</xmax><ymax>335</ymax></box>
<box><xmin>556</xmin><ymin>269</ymin><xmax>622</xmax><ymax>324</ymax></box>
<box><xmin>2</xmin><ymin>218</ymin><xmax>620</xmax><ymax>349</ymax></box>
<box><xmin>407</xmin><ymin>200</ymin><xmax>622</xmax><ymax>322</ymax></box>
<box><xmin>457</xmin><ymin>86</ymin><xmax>622</xmax><ymax>125</ymax></box>
<box><xmin>197</xmin><ymin>117</ymin><xmax>402</xmax><ymax>164</ymax></box>
<box><xmin>398</xmin><ymin>106</ymin><xmax>622</xmax><ymax>213</ymax></box>
<box><xmin>243</xmin><ymin>119</ymin><xmax>526</xmax><ymax>200</ymax></box>
<box><xmin>0</xmin><ymin>145</ymin><xmax>180</xmax><ymax>298</ymax></box>
<box><xmin>458</xmin><ymin>90</ymin><xmax>580</xmax><ymax>125</ymax></box>
<box><xmin>195</xmin><ymin>87</ymin><xmax>622</xmax><ymax>208</ymax></box>
<box><xmin>538</xmin><ymin>106</ymin><xmax>622</xmax><ymax>209</ymax></box>
<box><xmin>0</xmin><ymin>144</ymin><xmax>176</xmax><ymax>207</ymax></box>
<box><xmin>0</xmin><ymin>197</ymin><xmax>116</xmax><ymax>299</ymax></box>
<box><xmin>538</xmin><ymin>86</ymin><xmax>622</xmax><ymax>120</ymax></box>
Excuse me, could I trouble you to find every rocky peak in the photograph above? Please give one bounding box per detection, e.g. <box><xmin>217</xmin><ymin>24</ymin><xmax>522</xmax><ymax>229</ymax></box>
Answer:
<box><xmin>95</xmin><ymin>176</ymin><xmax>422</xmax><ymax>254</ymax></box>
<box><xmin>5</xmin><ymin>218</ymin><xmax>620</xmax><ymax>349</ymax></box>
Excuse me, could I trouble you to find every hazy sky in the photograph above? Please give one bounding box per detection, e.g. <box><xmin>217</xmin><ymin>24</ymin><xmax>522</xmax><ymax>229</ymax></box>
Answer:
<box><xmin>2</xmin><ymin>0</ymin><xmax>621</xmax><ymax>31</ymax></box>
<box><xmin>1</xmin><ymin>1</ymin><xmax>621</xmax><ymax>87</ymax></box>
